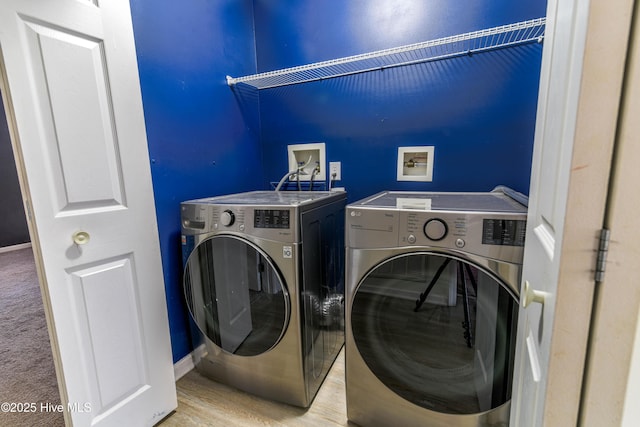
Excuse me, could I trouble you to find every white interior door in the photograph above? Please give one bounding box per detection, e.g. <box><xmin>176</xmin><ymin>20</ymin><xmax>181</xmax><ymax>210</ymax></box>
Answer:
<box><xmin>509</xmin><ymin>0</ymin><xmax>586</xmax><ymax>422</ymax></box>
<box><xmin>510</xmin><ymin>0</ymin><xmax>633</xmax><ymax>425</ymax></box>
<box><xmin>0</xmin><ymin>1</ymin><xmax>177</xmax><ymax>426</ymax></box>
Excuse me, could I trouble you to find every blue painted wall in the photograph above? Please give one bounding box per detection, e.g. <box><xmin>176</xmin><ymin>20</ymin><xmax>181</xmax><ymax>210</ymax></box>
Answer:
<box><xmin>130</xmin><ymin>0</ymin><xmax>545</xmax><ymax>362</ymax></box>
<box><xmin>130</xmin><ymin>0</ymin><xmax>259</xmax><ymax>362</ymax></box>
<box><xmin>254</xmin><ymin>0</ymin><xmax>545</xmax><ymax>202</ymax></box>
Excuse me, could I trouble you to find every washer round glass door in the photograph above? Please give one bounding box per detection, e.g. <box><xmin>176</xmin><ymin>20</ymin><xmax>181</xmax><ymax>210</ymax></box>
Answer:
<box><xmin>351</xmin><ymin>252</ymin><xmax>518</xmax><ymax>415</ymax></box>
<box><xmin>184</xmin><ymin>235</ymin><xmax>290</xmax><ymax>356</ymax></box>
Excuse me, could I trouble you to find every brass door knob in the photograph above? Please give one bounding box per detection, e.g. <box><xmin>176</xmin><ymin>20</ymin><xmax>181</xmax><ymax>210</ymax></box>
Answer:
<box><xmin>521</xmin><ymin>280</ymin><xmax>548</xmax><ymax>308</ymax></box>
<box><xmin>72</xmin><ymin>231</ymin><xmax>90</xmax><ymax>245</ymax></box>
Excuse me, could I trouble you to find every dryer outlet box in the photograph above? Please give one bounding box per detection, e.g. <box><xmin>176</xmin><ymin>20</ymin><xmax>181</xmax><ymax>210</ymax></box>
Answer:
<box><xmin>397</xmin><ymin>146</ymin><xmax>434</xmax><ymax>182</ymax></box>
<box><xmin>288</xmin><ymin>143</ymin><xmax>326</xmax><ymax>181</ymax></box>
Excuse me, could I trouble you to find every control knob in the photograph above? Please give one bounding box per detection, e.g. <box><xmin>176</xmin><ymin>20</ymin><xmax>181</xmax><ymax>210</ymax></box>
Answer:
<box><xmin>220</xmin><ymin>210</ymin><xmax>235</xmax><ymax>227</ymax></box>
<box><xmin>424</xmin><ymin>218</ymin><xmax>448</xmax><ymax>241</ymax></box>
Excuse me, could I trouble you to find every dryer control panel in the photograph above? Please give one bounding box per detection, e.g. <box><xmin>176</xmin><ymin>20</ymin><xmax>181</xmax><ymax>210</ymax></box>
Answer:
<box><xmin>346</xmin><ymin>204</ymin><xmax>526</xmax><ymax>265</ymax></box>
<box><xmin>481</xmin><ymin>218</ymin><xmax>527</xmax><ymax>246</ymax></box>
<box><xmin>399</xmin><ymin>211</ymin><xmax>525</xmax><ymax>264</ymax></box>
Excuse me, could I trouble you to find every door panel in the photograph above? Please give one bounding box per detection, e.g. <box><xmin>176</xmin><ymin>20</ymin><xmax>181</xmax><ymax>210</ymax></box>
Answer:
<box><xmin>69</xmin><ymin>256</ymin><xmax>148</xmax><ymax>411</ymax></box>
<box><xmin>0</xmin><ymin>0</ymin><xmax>177</xmax><ymax>425</ymax></box>
<box><xmin>351</xmin><ymin>253</ymin><xmax>518</xmax><ymax>416</ymax></box>
<box><xmin>184</xmin><ymin>235</ymin><xmax>290</xmax><ymax>356</ymax></box>
<box><xmin>21</xmin><ymin>18</ymin><xmax>125</xmax><ymax>212</ymax></box>
<box><xmin>211</xmin><ymin>238</ymin><xmax>253</xmax><ymax>353</ymax></box>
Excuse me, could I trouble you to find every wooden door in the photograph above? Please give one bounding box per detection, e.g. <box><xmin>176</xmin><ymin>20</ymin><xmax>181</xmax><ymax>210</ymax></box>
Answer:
<box><xmin>0</xmin><ymin>0</ymin><xmax>177</xmax><ymax>425</ymax></box>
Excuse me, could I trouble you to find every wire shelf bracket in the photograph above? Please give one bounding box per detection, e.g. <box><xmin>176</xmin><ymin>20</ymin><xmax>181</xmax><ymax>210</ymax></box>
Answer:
<box><xmin>226</xmin><ymin>17</ymin><xmax>546</xmax><ymax>90</ymax></box>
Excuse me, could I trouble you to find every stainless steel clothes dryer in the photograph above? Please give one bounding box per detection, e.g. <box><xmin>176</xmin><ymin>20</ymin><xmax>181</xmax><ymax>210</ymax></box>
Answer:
<box><xmin>345</xmin><ymin>189</ymin><xmax>527</xmax><ymax>427</ymax></box>
<box><xmin>181</xmin><ymin>191</ymin><xmax>346</xmax><ymax>407</ymax></box>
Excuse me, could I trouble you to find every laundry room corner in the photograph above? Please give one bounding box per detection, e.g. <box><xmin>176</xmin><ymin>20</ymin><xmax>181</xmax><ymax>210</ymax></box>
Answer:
<box><xmin>129</xmin><ymin>0</ymin><xmax>262</xmax><ymax>363</ymax></box>
<box><xmin>129</xmin><ymin>0</ymin><xmax>547</xmax><ymax>372</ymax></box>
<box><xmin>253</xmin><ymin>0</ymin><xmax>546</xmax><ymax>202</ymax></box>
<box><xmin>7</xmin><ymin>0</ymin><xmax>638</xmax><ymax>425</ymax></box>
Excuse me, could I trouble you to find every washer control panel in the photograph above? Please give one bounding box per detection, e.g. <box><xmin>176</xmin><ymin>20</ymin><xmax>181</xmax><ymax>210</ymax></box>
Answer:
<box><xmin>423</xmin><ymin>218</ymin><xmax>448</xmax><ymax>241</ymax></box>
<box><xmin>254</xmin><ymin>209</ymin><xmax>291</xmax><ymax>229</ymax></box>
<box><xmin>220</xmin><ymin>210</ymin><xmax>235</xmax><ymax>227</ymax></box>
<box><xmin>211</xmin><ymin>207</ymin><xmax>247</xmax><ymax>232</ymax></box>
<box><xmin>181</xmin><ymin>203</ymin><xmax>297</xmax><ymax>242</ymax></box>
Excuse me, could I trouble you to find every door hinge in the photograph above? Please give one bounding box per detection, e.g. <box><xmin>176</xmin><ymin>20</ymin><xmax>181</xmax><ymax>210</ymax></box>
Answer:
<box><xmin>595</xmin><ymin>228</ymin><xmax>610</xmax><ymax>283</ymax></box>
<box><xmin>25</xmin><ymin>199</ymin><xmax>32</xmax><ymax>222</ymax></box>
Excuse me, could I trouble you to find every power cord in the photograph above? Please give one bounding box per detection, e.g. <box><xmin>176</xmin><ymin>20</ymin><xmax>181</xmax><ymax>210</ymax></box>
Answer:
<box><xmin>275</xmin><ymin>155</ymin><xmax>313</xmax><ymax>191</ymax></box>
<box><xmin>309</xmin><ymin>164</ymin><xmax>320</xmax><ymax>191</ymax></box>
<box><xmin>328</xmin><ymin>172</ymin><xmax>337</xmax><ymax>191</ymax></box>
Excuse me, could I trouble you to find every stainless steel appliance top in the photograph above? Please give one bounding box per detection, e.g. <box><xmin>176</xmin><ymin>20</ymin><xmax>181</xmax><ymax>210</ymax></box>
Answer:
<box><xmin>181</xmin><ymin>190</ymin><xmax>346</xmax><ymax>243</ymax></box>
<box><xmin>352</xmin><ymin>190</ymin><xmax>527</xmax><ymax>213</ymax></box>
<box><xmin>346</xmin><ymin>189</ymin><xmax>528</xmax><ymax>266</ymax></box>
<box><xmin>185</xmin><ymin>190</ymin><xmax>343</xmax><ymax>207</ymax></box>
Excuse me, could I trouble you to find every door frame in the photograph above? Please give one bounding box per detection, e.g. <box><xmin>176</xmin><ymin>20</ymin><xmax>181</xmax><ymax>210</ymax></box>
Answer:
<box><xmin>509</xmin><ymin>0</ymin><xmax>635</xmax><ymax>423</ymax></box>
<box><xmin>579</xmin><ymin>1</ymin><xmax>640</xmax><ymax>424</ymax></box>
<box><xmin>0</xmin><ymin>50</ymin><xmax>69</xmax><ymax>425</ymax></box>
<box><xmin>2</xmin><ymin>0</ymin><xmax>638</xmax><ymax>425</ymax></box>
<box><xmin>541</xmin><ymin>0</ymin><xmax>634</xmax><ymax>423</ymax></box>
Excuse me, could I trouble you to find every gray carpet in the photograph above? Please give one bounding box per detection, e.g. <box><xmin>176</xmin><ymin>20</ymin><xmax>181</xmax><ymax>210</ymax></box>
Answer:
<box><xmin>0</xmin><ymin>247</ymin><xmax>64</xmax><ymax>426</ymax></box>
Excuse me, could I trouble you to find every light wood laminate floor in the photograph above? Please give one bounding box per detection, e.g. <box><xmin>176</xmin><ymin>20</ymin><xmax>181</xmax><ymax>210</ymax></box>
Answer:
<box><xmin>160</xmin><ymin>348</ymin><xmax>355</xmax><ymax>427</ymax></box>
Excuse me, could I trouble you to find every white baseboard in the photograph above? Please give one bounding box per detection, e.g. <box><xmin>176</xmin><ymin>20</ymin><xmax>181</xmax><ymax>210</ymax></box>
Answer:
<box><xmin>173</xmin><ymin>352</ymin><xmax>195</xmax><ymax>381</ymax></box>
<box><xmin>0</xmin><ymin>242</ymin><xmax>31</xmax><ymax>254</ymax></box>
<box><xmin>173</xmin><ymin>344</ymin><xmax>207</xmax><ymax>381</ymax></box>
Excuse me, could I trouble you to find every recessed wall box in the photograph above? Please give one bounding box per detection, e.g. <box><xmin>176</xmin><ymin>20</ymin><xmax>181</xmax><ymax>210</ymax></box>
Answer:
<box><xmin>288</xmin><ymin>143</ymin><xmax>326</xmax><ymax>181</ymax></box>
<box><xmin>397</xmin><ymin>146</ymin><xmax>434</xmax><ymax>182</ymax></box>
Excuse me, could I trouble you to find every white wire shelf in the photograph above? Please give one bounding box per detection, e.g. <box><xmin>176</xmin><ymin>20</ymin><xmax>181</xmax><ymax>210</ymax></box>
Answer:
<box><xmin>226</xmin><ymin>17</ymin><xmax>546</xmax><ymax>90</ymax></box>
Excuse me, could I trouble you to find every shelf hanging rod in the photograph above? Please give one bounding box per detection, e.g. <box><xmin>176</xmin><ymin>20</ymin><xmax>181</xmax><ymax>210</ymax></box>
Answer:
<box><xmin>226</xmin><ymin>17</ymin><xmax>545</xmax><ymax>90</ymax></box>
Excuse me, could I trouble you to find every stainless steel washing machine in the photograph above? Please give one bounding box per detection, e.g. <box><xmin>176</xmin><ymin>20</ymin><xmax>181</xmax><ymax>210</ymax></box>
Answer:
<box><xmin>345</xmin><ymin>189</ymin><xmax>527</xmax><ymax>427</ymax></box>
<box><xmin>181</xmin><ymin>191</ymin><xmax>346</xmax><ymax>407</ymax></box>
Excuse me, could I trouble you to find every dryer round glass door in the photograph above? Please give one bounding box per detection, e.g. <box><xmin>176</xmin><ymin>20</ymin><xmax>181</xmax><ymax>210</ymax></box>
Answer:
<box><xmin>350</xmin><ymin>252</ymin><xmax>518</xmax><ymax>415</ymax></box>
<box><xmin>184</xmin><ymin>235</ymin><xmax>290</xmax><ymax>356</ymax></box>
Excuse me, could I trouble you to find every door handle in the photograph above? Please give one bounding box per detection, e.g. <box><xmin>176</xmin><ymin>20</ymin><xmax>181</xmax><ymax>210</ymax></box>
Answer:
<box><xmin>522</xmin><ymin>280</ymin><xmax>548</xmax><ymax>308</ymax></box>
<box><xmin>72</xmin><ymin>231</ymin><xmax>90</xmax><ymax>245</ymax></box>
